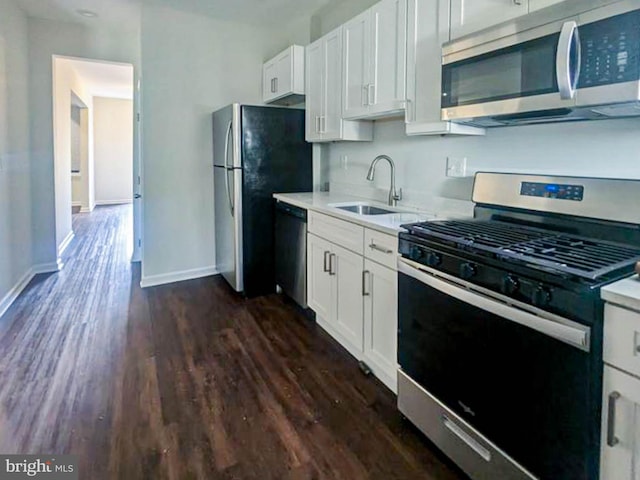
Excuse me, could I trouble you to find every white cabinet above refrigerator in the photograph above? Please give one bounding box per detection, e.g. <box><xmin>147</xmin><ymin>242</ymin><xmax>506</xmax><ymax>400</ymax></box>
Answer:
<box><xmin>263</xmin><ymin>45</ymin><xmax>305</xmax><ymax>106</ymax></box>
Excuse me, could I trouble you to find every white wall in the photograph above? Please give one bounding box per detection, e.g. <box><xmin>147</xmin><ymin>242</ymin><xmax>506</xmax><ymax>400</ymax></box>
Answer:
<box><xmin>0</xmin><ymin>0</ymin><xmax>33</xmax><ymax>313</ymax></box>
<box><xmin>324</xmin><ymin>118</ymin><xmax>640</xmax><ymax>214</ymax></box>
<box><xmin>93</xmin><ymin>97</ymin><xmax>133</xmax><ymax>205</ymax></box>
<box><xmin>28</xmin><ymin>17</ymin><xmax>140</xmax><ymax>266</ymax></box>
<box><xmin>53</xmin><ymin>58</ymin><xmax>93</xmax><ymax>253</ymax></box>
<box><xmin>139</xmin><ymin>4</ymin><xmax>310</xmax><ymax>284</ymax></box>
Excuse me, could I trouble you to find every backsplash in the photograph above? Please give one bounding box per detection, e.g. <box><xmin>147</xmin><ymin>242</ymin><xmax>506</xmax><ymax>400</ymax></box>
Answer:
<box><xmin>321</xmin><ymin>117</ymin><xmax>640</xmax><ymax>214</ymax></box>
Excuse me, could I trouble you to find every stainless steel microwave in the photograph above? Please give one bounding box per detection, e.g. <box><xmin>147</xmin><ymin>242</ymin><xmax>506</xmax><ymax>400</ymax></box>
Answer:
<box><xmin>441</xmin><ymin>0</ymin><xmax>640</xmax><ymax>127</ymax></box>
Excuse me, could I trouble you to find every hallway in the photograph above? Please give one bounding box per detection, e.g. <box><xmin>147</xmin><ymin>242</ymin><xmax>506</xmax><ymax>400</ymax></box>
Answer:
<box><xmin>0</xmin><ymin>205</ymin><xmax>465</xmax><ymax>480</ymax></box>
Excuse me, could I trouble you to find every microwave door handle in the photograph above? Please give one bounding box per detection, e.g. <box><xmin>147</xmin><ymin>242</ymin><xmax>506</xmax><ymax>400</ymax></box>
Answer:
<box><xmin>557</xmin><ymin>21</ymin><xmax>580</xmax><ymax>100</ymax></box>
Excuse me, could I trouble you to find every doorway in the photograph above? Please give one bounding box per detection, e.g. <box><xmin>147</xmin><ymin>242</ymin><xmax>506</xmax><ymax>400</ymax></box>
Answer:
<box><xmin>52</xmin><ymin>56</ymin><xmax>142</xmax><ymax>264</ymax></box>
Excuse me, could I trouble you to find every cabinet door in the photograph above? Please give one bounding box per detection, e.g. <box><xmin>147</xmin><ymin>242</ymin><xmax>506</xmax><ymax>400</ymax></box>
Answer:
<box><xmin>405</xmin><ymin>0</ymin><xmax>485</xmax><ymax>136</ymax></box>
<box><xmin>305</xmin><ymin>39</ymin><xmax>324</xmax><ymax>142</ymax></box>
<box><xmin>275</xmin><ymin>49</ymin><xmax>293</xmax><ymax>98</ymax></box>
<box><xmin>529</xmin><ymin>0</ymin><xmax>563</xmax><ymax>12</ymax></box>
<box><xmin>307</xmin><ymin>233</ymin><xmax>334</xmax><ymax>323</ymax></box>
<box><xmin>449</xmin><ymin>0</ymin><xmax>529</xmax><ymax>40</ymax></box>
<box><xmin>369</xmin><ymin>0</ymin><xmax>407</xmax><ymax>116</ymax></box>
<box><xmin>601</xmin><ymin>366</ymin><xmax>640</xmax><ymax>480</ymax></box>
<box><xmin>332</xmin><ymin>243</ymin><xmax>364</xmax><ymax>356</ymax></box>
<box><xmin>323</xmin><ymin>27</ymin><xmax>344</xmax><ymax>140</ymax></box>
<box><xmin>343</xmin><ymin>11</ymin><xmax>371</xmax><ymax>120</ymax></box>
<box><xmin>263</xmin><ymin>60</ymin><xmax>278</xmax><ymax>103</ymax></box>
<box><xmin>363</xmin><ymin>259</ymin><xmax>398</xmax><ymax>392</ymax></box>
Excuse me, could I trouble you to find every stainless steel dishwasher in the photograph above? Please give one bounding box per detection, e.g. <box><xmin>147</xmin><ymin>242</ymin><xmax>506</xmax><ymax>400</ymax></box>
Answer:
<box><xmin>275</xmin><ymin>201</ymin><xmax>307</xmax><ymax>308</ymax></box>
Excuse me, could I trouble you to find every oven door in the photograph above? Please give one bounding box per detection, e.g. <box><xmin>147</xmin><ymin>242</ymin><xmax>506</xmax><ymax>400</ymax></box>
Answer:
<box><xmin>442</xmin><ymin>20</ymin><xmax>581</xmax><ymax>124</ymax></box>
<box><xmin>398</xmin><ymin>258</ymin><xmax>600</xmax><ymax>480</ymax></box>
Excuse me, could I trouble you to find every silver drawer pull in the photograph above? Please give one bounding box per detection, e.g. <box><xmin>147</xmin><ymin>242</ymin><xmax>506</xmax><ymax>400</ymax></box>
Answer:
<box><xmin>443</xmin><ymin>415</ymin><xmax>492</xmax><ymax>462</ymax></box>
<box><xmin>323</xmin><ymin>251</ymin><xmax>331</xmax><ymax>273</ymax></box>
<box><xmin>369</xmin><ymin>242</ymin><xmax>393</xmax><ymax>254</ymax></box>
<box><xmin>607</xmin><ymin>391</ymin><xmax>621</xmax><ymax>447</ymax></box>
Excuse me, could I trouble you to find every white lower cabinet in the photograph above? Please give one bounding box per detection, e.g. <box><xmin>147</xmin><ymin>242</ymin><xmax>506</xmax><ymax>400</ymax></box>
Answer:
<box><xmin>601</xmin><ymin>365</ymin><xmax>640</xmax><ymax>480</ymax></box>
<box><xmin>602</xmin><ymin>302</ymin><xmax>640</xmax><ymax>479</ymax></box>
<box><xmin>307</xmin><ymin>233</ymin><xmax>334</xmax><ymax>323</ymax></box>
<box><xmin>363</xmin><ymin>259</ymin><xmax>398</xmax><ymax>392</ymax></box>
<box><xmin>307</xmin><ymin>218</ymin><xmax>399</xmax><ymax>393</ymax></box>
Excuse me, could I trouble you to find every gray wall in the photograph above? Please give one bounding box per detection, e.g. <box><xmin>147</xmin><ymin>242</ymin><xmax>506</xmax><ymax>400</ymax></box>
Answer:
<box><xmin>0</xmin><ymin>0</ymin><xmax>33</xmax><ymax>313</ymax></box>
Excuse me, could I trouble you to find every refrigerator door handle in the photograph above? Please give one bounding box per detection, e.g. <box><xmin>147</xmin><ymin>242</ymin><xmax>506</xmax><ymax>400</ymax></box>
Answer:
<box><xmin>224</xmin><ymin>121</ymin><xmax>232</xmax><ymax>169</ymax></box>
<box><xmin>223</xmin><ymin>120</ymin><xmax>235</xmax><ymax>216</ymax></box>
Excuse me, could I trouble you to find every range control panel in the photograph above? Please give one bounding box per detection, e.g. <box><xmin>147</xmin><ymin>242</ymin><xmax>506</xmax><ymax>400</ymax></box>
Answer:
<box><xmin>579</xmin><ymin>10</ymin><xmax>640</xmax><ymax>88</ymax></box>
<box><xmin>520</xmin><ymin>182</ymin><xmax>585</xmax><ymax>201</ymax></box>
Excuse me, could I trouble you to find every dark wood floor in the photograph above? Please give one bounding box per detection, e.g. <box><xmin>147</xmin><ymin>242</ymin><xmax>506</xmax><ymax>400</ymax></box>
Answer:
<box><xmin>0</xmin><ymin>205</ymin><xmax>467</xmax><ymax>480</ymax></box>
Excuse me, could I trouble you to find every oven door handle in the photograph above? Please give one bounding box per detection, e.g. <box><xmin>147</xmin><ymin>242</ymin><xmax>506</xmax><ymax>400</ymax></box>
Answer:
<box><xmin>398</xmin><ymin>259</ymin><xmax>590</xmax><ymax>351</ymax></box>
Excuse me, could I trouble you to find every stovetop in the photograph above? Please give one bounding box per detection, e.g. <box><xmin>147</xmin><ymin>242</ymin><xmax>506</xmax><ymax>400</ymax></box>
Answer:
<box><xmin>403</xmin><ymin>219</ymin><xmax>640</xmax><ymax>283</ymax></box>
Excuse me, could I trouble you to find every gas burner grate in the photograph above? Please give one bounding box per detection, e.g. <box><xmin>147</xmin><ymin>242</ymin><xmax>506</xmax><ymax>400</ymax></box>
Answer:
<box><xmin>406</xmin><ymin>220</ymin><xmax>640</xmax><ymax>280</ymax></box>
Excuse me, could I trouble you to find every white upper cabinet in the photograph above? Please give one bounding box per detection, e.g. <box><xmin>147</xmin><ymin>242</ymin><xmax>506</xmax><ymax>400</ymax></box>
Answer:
<box><xmin>449</xmin><ymin>0</ymin><xmax>529</xmax><ymax>40</ymax></box>
<box><xmin>305</xmin><ymin>27</ymin><xmax>373</xmax><ymax>143</ymax></box>
<box><xmin>343</xmin><ymin>11</ymin><xmax>371</xmax><ymax>120</ymax></box>
<box><xmin>405</xmin><ymin>0</ymin><xmax>485</xmax><ymax>136</ymax></box>
<box><xmin>342</xmin><ymin>0</ymin><xmax>407</xmax><ymax>120</ymax></box>
<box><xmin>529</xmin><ymin>0</ymin><xmax>564</xmax><ymax>12</ymax></box>
<box><xmin>263</xmin><ymin>46</ymin><xmax>305</xmax><ymax>105</ymax></box>
<box><xmin>305</xmin><ymin>39</ymin><xmax>324</xmax><ymax>143</ymax></box>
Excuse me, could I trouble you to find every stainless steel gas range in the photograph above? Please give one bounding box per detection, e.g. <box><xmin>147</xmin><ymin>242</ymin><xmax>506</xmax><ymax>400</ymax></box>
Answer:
<box><xmin>397</xmin><ymin>173</ymin><xmax>640</xmax><ymax>480</ymax></box>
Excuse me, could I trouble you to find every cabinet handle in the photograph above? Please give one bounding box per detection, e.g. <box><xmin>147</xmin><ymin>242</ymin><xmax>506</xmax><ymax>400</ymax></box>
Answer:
<box><xmin>607</xmin><ymin>391</ymin><xmax>621</xmax><ymax>447</ymax></box>
<box><xmin>271</xmin><ymin>78</ymin><xmax>275</xmax><ymax>93</ymax></box>
<box><xmin>315</xmin><ymin>116</ymin><xmax>321</xmax><ymax>134</ymax></box>
<box><xmin>368</xmin><ymin>84</ymin><xmax>375</xmax><ymax>106</ymax></box>
<box><xmin>362</xmin><ymin>270</ymin><xmax>370</xmax><ymax>296</ymax></box>
<box><xmin>323</xmin><ymin>251</ymin><xmax>331</xmax><ymax>272</ymax></box>
<box><xmin>363</xmin><ymin>85</ymin><xmax>369</xmax><ymax>106</ymax></box>
<box><xmin>320</xmin><ymin>116</ymin><xmax>326</xmax><ymax>134</ymax></box>
<box><xmin>369</xmin><ymin>242</ymin><xmax>393</xmax><ymax>255</ymax></box>
<box><xmin>329</xmin><ymin>254</ymin><xmax>336</xmax><ymax>276</ymax></box>
<box><xmin>513</xmin><ymin>0</ymin><xmax>522</xmax><ymax>4</ymax></box>
<box><xmin>274</xmin><ymin>77</ymin><xmax>278</xmax><ymax>93</ymax></box>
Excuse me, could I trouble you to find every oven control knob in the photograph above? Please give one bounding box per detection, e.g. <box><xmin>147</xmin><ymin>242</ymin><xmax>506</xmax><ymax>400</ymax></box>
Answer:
<box><xmin>426</xmin><ymin>252</ymin><xmax>442</xmax><ymax>267</ymax></box>
<box><xmin>460</xmin><ymin>262</ymin><xmax>477</xmax><ymax>280</ymax></box>
<box><xmin>501</xmin><ymin>275</ymin><xmax>520</xmax><ymax>296</ymax></box>
<box><xmin>533</xmin><ymin>286</ymin><xmax>552</xmax><ymax>307</ymax></box>
<box><xmin>410</xmin><ymin>246</ymin><xmax>423</xmax><ymax>260</ymax></box>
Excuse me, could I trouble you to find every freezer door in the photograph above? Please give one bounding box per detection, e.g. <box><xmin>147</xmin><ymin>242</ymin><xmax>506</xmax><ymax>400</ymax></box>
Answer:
<box><xmin>213</xmin><ymin>104</ymin><xmax>243</xmax><ymax>292</ymax></box>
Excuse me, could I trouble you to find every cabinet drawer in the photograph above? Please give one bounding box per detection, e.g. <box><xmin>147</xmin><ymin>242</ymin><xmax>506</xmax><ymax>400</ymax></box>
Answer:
<box><xmin>309</xmin><ymin>212</ymin><xmax>364</xmax><ymax>255</ymax></box>
<box><xmin>364</xmin><ymin>228</ymin><xmax>398</xmax><ymax>270</ymax></box>
<box><xmin>604</xmin><ymin>304</ymin><xmax>640</xmax><ymax>377</ymax></box>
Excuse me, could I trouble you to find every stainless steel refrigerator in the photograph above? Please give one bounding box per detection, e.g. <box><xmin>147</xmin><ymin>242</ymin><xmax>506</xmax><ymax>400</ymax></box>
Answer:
<box><xmin>213</xmin><ymin>104</ymin><xmax>312</xmax><ymax>297</ymax></box>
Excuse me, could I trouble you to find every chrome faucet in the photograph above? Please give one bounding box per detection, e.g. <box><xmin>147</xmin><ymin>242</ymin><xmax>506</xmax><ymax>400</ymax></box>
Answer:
<box><xmin>366</xmin><ymin>155</ymin><xmax>402</xmax><ymax>207</ymax></box>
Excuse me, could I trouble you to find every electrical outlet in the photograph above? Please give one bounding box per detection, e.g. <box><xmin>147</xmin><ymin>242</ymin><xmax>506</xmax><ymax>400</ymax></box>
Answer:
<box><xmin>446</xmin><ymin>157</ymin><xmax>467</xmax><ymax>178</ymax></box>
<box><xmin>341</xmin><ymin>155</ymin><xmax>349</xmax><ymax>170</ymax></box>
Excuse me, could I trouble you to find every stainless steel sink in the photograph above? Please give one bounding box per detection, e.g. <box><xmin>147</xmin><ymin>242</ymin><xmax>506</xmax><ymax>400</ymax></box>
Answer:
<box><xmin>336</xmin><ymin>205</ymin><xmax>396</xmax><ymax>215</ymax></box>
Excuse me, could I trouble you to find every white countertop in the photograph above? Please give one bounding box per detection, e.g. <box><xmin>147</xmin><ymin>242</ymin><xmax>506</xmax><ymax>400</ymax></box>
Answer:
<box><xmin>273</xmin><ymin>192</ymin><xmax>468</xmax><ymax>236</ymax></box>
<box><xmin>602</xmin><ymin>275</ymin><xmax>640</xmax><ymax>313</ymax></box>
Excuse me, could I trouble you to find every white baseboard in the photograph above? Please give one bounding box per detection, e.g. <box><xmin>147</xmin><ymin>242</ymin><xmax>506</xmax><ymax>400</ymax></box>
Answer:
<box><xmin>0</xmin><ymin>269</ymin><xmax>35</xmax><ymax>320</ymax></box>
<box><xmin>140</xmin><ymin>266</ymin><xmax>218</xmax><ymax>288</ymax></box>
<box><xmin>0</xmin><ymin>260</ymin><xmax>63</xmax><ymax>320</ymax></box>
<box><xmin>95</xmin><ymin>199</ymin><xmax>133</xmax><ymax>206</ymax></box>
<box><xmin>72</xmin><ymin>201</ymin><xmax>82</xmax><ymax>207</ymax></box>
<box><xmin>79</xmin><ymin>206</ymin><xmax>92</xmax><ymax>213</ymax></box>
<box><xmin>58</xmin><ymin>232</ymin><xmax>75</xmax><ymax>256</ymax></box>
<box><xmin>32</xmin><ymin>260</ymin><xmax>62</xmax><ymax>274</ymax></box>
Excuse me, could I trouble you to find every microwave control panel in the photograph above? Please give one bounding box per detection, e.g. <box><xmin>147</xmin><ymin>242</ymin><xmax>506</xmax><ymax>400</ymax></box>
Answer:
<box><xmin>520</xmin><ymin>182</ymin><xmax>585</xmax><ymax>202</ymax></box>
<box><xmin>579</xmin><ymin>10</ymin><xmax>640</xmax><ymax>88</ymax></box>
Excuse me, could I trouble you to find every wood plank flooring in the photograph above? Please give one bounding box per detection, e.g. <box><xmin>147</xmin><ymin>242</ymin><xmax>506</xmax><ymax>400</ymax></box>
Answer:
<box><xmin>0</xmin><ymin>205</ymin><xmax>467</xmax><ymax>479</ymax></box>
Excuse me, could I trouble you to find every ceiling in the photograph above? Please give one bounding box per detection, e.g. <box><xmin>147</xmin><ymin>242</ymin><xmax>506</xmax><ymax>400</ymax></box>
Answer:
<box><xmin>61</xmin><ymin>58</ymin><xmax>134</xmax><ymax>100</ymax></box>
<box><xmin>15</xmin><ymin>0</ymin><xmax>332</xmax><ymax>29</ymax></box>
